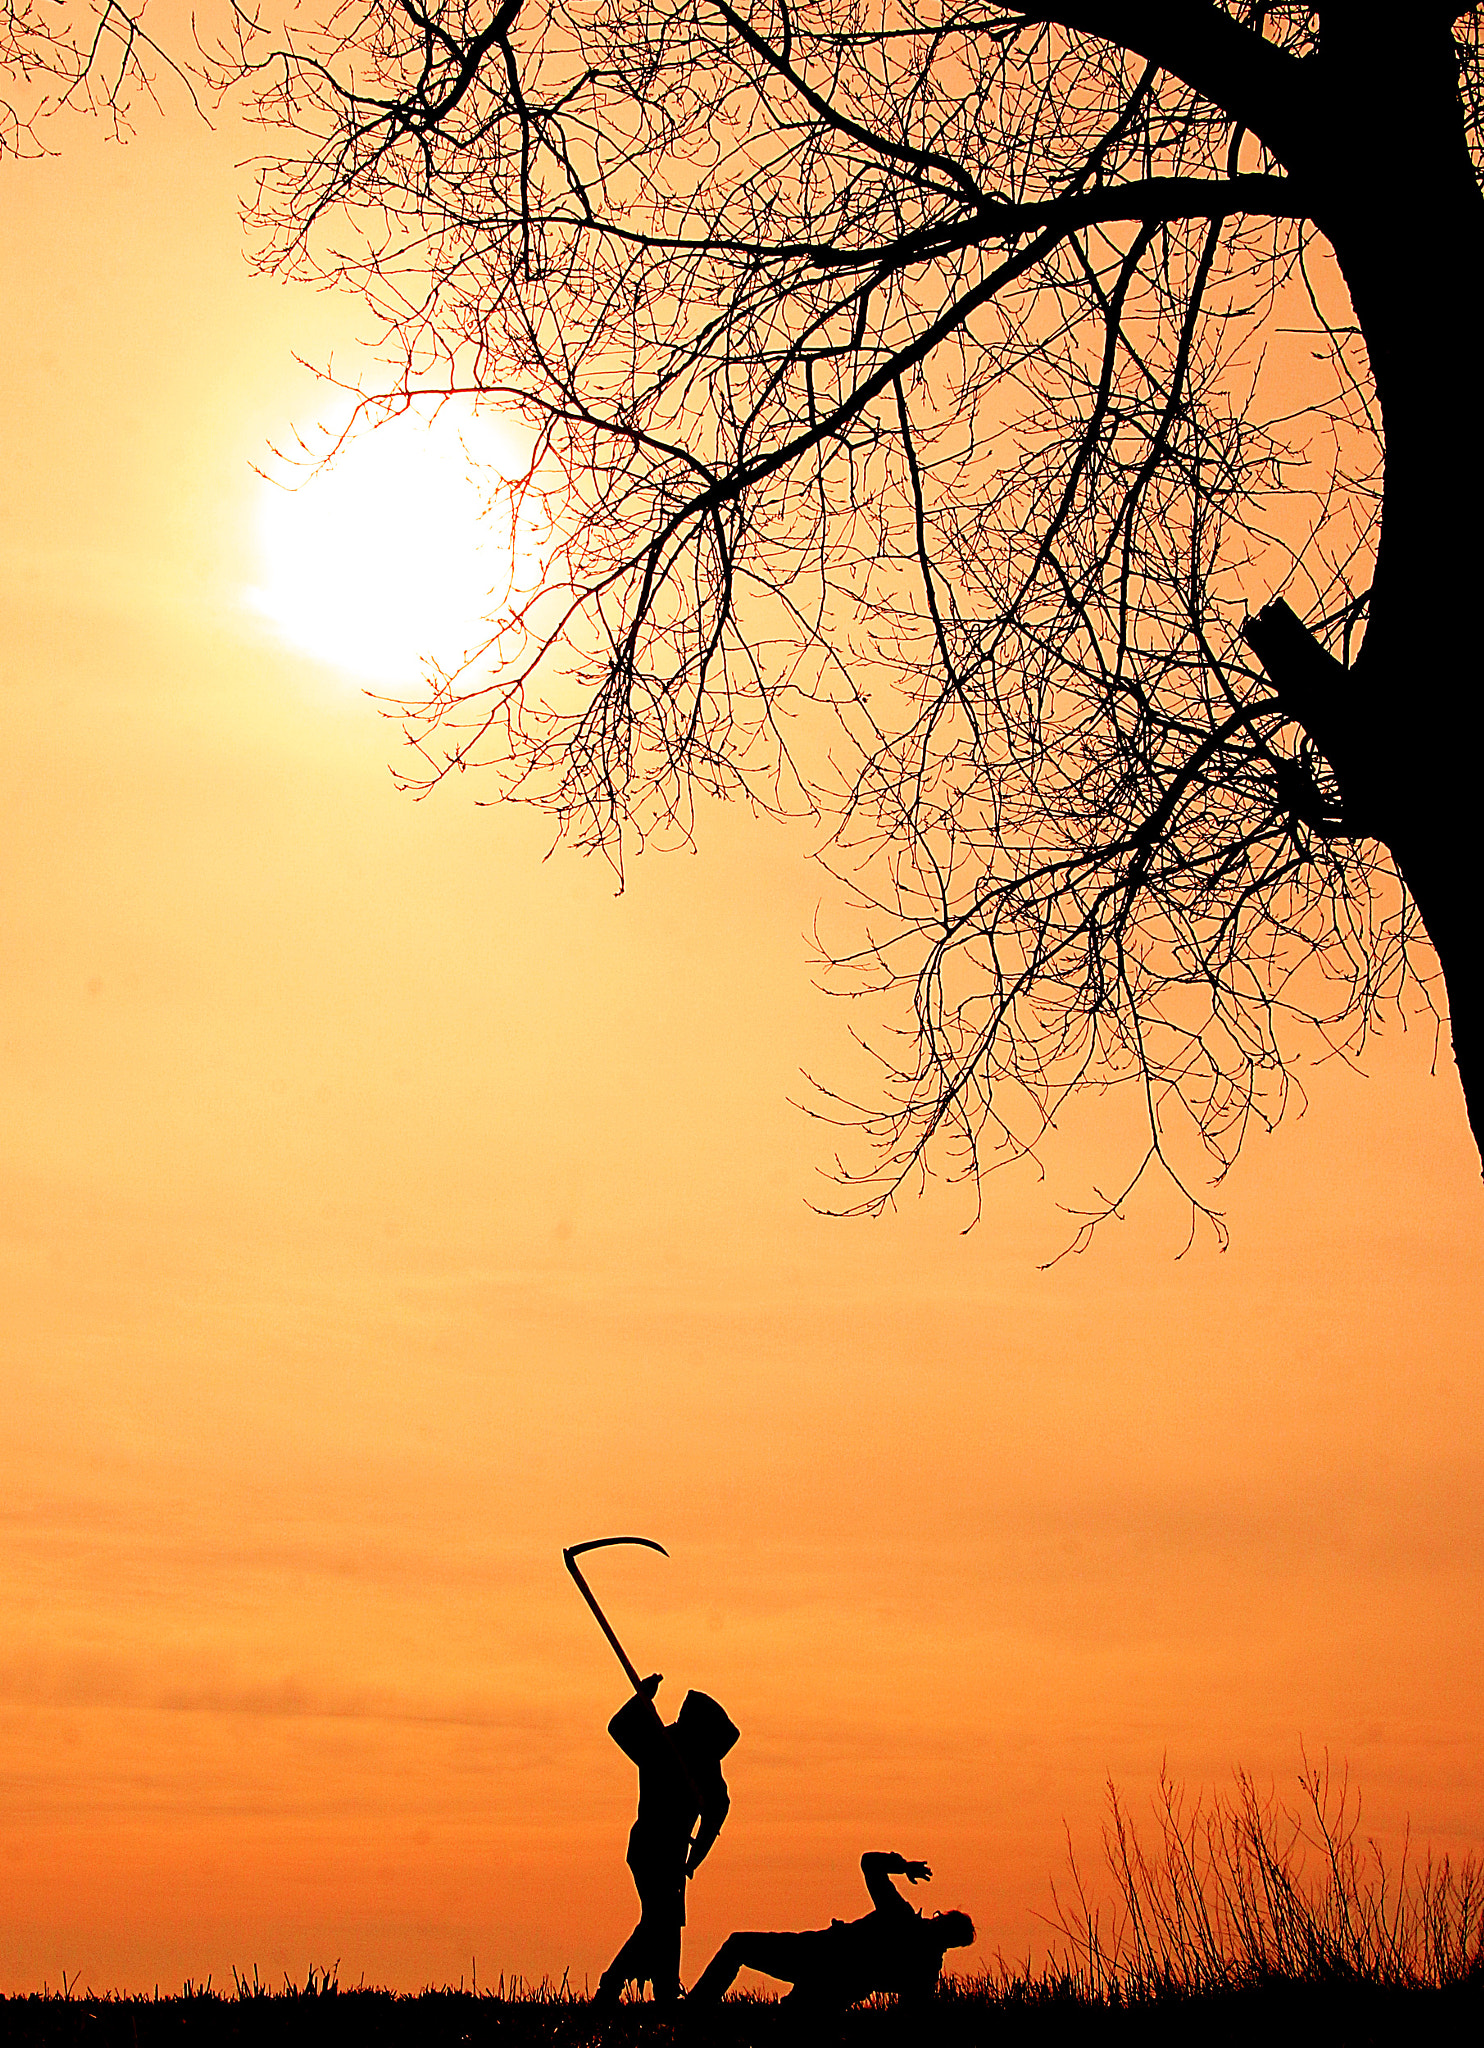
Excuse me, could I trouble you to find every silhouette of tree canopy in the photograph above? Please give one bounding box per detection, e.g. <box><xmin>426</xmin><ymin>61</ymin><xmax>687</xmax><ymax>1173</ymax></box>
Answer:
<box><xmin>239</xmin><ymin>8</ymin><xmax>1484</xmax><ymax>1229</ymax></box>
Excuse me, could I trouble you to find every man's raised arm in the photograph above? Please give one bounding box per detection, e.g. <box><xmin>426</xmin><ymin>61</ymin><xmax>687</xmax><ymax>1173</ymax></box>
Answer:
<box><xmin>861</xmin><ymin>1852</ymin><xmax>933</xmax><ymax>1911</ymax></box>
<box><xmin>608</xmin><ymin>1674</ymin><xmax>664</xmax><ymax>1762</ymax></box>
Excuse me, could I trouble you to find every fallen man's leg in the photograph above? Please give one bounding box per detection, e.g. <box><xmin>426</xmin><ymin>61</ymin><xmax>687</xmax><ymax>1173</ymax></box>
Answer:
<box><xmin>689</xmin><ymin>1929</ymin><xmax>831</xmax><ymax>2004</ymax></box>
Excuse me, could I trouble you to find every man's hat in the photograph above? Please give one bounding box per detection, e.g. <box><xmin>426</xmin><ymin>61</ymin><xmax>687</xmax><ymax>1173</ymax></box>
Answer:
<box><xmin>676</xmin><ymin>1690</ymin><xmax>740</xmax><ymax>1758</ymax></box>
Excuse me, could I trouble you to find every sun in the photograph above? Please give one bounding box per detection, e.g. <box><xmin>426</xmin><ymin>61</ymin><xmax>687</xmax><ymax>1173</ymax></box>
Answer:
<box><xmin>250</xmin><ymin>401</ymin><xmax>526</xmax><ymax>686</ymax></box>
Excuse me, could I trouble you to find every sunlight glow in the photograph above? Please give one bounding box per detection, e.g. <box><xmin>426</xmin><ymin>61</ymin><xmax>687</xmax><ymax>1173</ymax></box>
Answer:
<box><xmin>249</xmin><ymin>403</ymin><xmax>526</xmax><ymax>686</ymax></box>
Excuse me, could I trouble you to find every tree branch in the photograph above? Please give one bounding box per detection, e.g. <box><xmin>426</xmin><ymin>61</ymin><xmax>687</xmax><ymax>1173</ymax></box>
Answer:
<box><xmin>1240</xmin><ymin>597</ymin><xmax>1371</xmax><ymax>832</ymax></box>
<box><xmin>708</xmin><ymin>0</ymin><xmax>986</xmax><ymax>202</ymax></box>
<box><xmin>1008</xmin><ymin>1</ymin><xmax>1313</xmax><ymax>165</ymax></box>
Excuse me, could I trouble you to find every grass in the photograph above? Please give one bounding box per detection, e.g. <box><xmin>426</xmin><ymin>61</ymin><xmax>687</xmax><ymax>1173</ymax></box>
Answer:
<box><xmin>4</xmin><ymin>1760</ymin><xmax>1480</xmax><ymax>2046</ymax></box>
<box><xmin>1047</xmin><ymin>1750</ymin><xmax>1484</xmax><ymax>1994</ymax></box>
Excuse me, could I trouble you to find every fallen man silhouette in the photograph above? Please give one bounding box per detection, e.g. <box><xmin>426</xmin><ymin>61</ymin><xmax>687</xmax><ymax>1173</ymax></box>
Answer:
<box><xmin>688</xmin><ymin>1852</ymin><xmax>975</xmax><ymax>2009</ymax></box>
<box><xmin>594</xmin><ymin>1673</ymin><xmax>740</xmax><ymax>2009</ymax></box>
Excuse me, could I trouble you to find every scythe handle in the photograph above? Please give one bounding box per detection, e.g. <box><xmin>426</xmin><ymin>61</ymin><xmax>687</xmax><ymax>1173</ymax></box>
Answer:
<box><xmin>563</xmin><ymin>1547</ymin><xmax>646</xmax><ymax>1695</ymax></box>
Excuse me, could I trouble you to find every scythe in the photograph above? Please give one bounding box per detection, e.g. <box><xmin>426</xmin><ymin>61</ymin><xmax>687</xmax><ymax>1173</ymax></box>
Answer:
<box><xmin>561</xmin><ymin>1534</ymin><xmax>670</xmax><ymax>1696</ymax></box>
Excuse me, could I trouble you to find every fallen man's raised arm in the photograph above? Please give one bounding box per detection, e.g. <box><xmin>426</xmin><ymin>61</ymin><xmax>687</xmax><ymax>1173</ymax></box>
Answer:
<box><xmin>861</xmin><ymin>1852</ymin><xmax>933</xmax><ymax>1909</ymax></box>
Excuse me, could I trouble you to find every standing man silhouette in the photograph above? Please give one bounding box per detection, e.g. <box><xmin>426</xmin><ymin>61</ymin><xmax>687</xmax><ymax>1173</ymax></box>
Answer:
<box><xmin>595</xmin><ymin>1673</ymin><xmax>739</xmax><ymax>2009</ymax></box>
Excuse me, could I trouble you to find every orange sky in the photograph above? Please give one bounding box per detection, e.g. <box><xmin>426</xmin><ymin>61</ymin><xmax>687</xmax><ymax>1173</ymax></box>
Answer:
<box><xmin>2</xmin><ymin>64</ymin><xmax>1482</xmax><ymax>1998</ymax></box>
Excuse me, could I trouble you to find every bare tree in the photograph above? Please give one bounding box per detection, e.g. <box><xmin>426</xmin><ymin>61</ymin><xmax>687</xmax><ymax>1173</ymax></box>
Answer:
<box><xmin>234</xmin><ymin>1</ymin><xmax>1484</xmax><ymax>1239</ymax></box>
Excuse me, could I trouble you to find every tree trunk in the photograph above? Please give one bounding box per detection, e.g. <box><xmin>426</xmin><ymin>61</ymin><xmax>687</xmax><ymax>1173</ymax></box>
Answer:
<box><xmin>1329</xmin><ymin>239</ymin><xmax>1484</xmax><ymax>1169</ymax></box>
<box><xmin>1320</xmin><ymin>265</ymin><xmax>1484</xmax><ymax>1168</ymax></box>
<box><xmin>1268</xmin><ymin>16</ymin><xmax>1484</xmax><ymax>1170</ymax></box>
